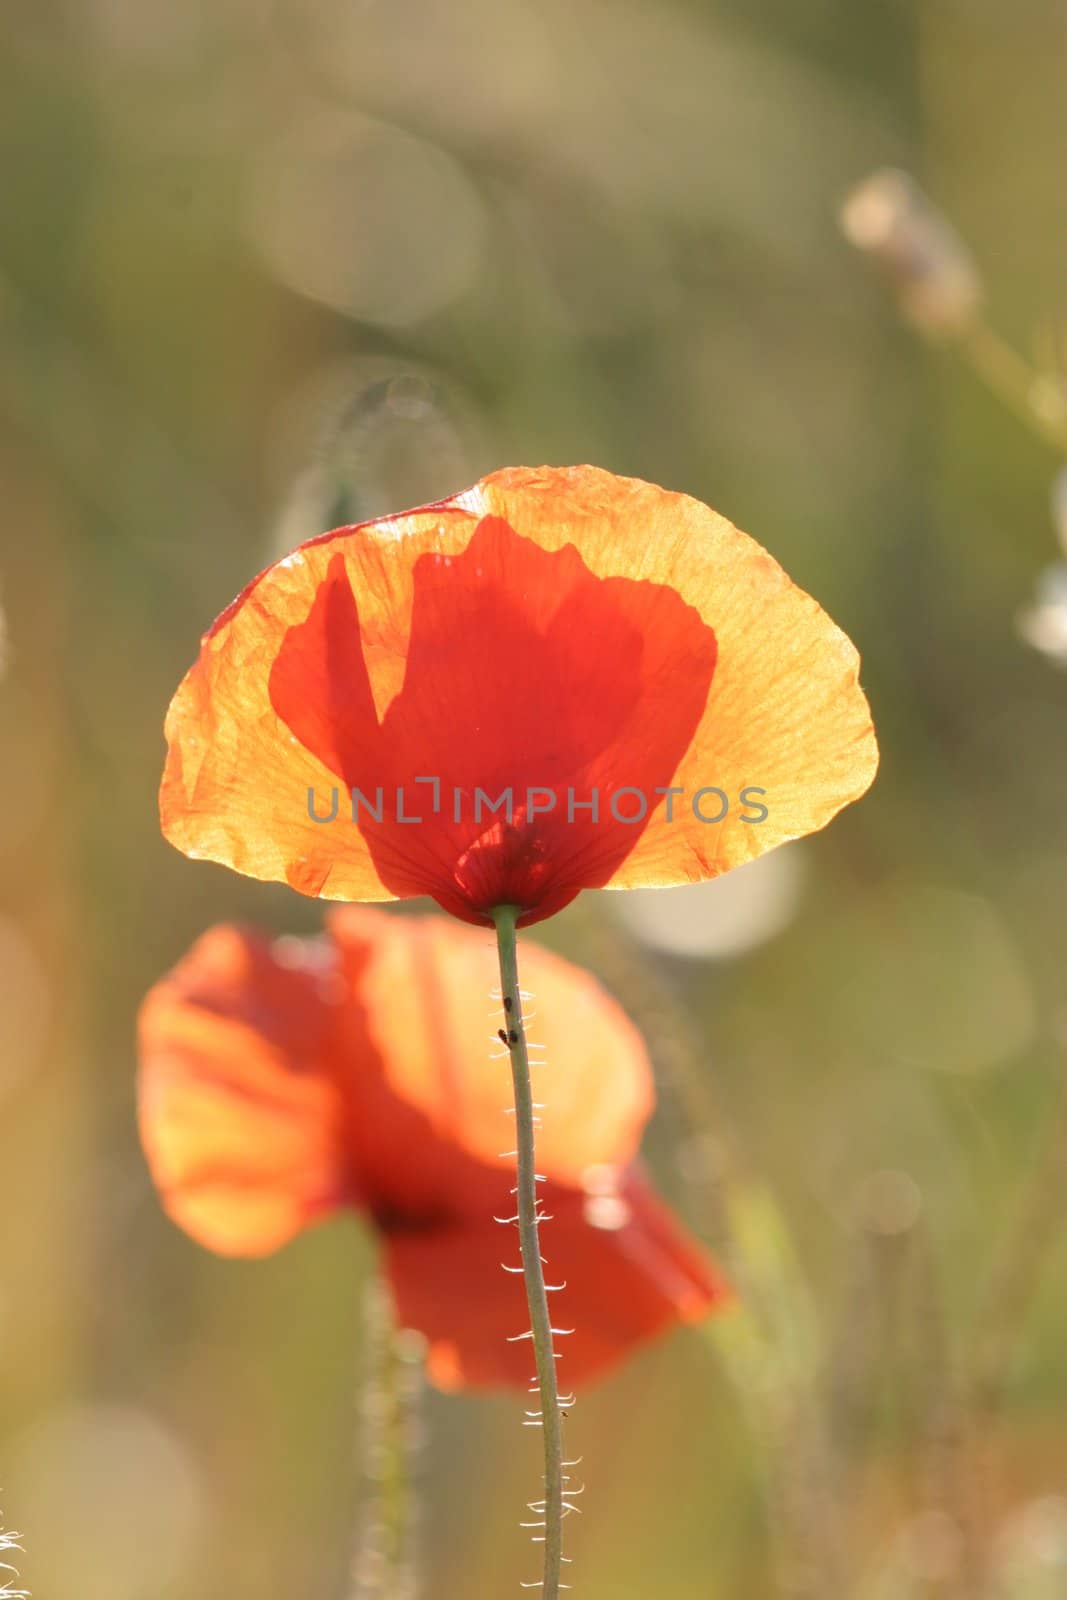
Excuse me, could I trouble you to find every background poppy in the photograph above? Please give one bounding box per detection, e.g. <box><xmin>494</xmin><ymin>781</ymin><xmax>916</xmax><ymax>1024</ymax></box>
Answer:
<box><xmin>138</xmin><ymin>909</ymin><xmax>728</xmax><ymax>1389</ymax></box>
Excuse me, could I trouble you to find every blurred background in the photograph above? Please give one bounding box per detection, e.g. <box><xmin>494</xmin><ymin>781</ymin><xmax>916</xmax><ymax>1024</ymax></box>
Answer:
<box><xmin>3</xmin><ymin>0</ymin><xmax>1067</xmax><ymax>1595</ymax></box>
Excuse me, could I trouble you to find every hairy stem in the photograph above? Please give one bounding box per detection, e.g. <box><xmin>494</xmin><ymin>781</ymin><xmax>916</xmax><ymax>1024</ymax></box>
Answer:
<box><xmin>350</xmin><ymin>1275</ymin><xmax>422</xmax><ymax>1600</ymax></box>
<box><xmin>492</xmin><ymin>904</ymin><xmax>564</xmax><ymax>1600</ymax></box>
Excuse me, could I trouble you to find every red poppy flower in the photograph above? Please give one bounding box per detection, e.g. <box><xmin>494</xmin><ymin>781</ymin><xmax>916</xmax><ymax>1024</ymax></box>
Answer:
<box><xmin>160</xmin><ymin>465</ymin><xmax>877</xmax><ymax>927</ymax></box>
<box><xmin>137</xmin><ymin>908</ymin><xmax>728</xmax><ymax>1389</ymax></box>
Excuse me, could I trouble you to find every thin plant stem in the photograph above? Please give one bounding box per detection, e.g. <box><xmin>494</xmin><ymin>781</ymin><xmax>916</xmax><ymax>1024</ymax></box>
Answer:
<box><xmin>350</xmin><ymin>1275</ymin><xmax>423</xmax><ymax>1600</ymax></box>
<box><xmin>492</xmin><ymin>903</ymin><xmax>565</xmax><ymax>1600</ymax></box>
<box><xmin>958</xmin><ymin>323</ymin><xmax>1067</xmax><ymax>454</ymax></box>
<box><xmin>0</xmin><ymin>1516</ymin><xmax>27</xmax><ymax>1600</ymax></box>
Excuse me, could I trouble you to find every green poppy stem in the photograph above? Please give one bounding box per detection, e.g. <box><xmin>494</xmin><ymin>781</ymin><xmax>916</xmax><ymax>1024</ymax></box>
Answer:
<box><xmin>491</xmin><ymin>904</ymin><xmax>565</xmax><ymax>1600</ymax></box>
<box><xmin>350</xmin><ymin>1275</ymin><xmax>422</xmax><ymax>1600</ymax></box>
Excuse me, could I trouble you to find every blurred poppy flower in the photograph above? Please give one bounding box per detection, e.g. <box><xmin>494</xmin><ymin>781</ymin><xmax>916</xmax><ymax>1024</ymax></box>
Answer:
<box><xmin>161</xmin><ymin>464</ymin><xmax>877</xmax><ymax>927</ymax></box>
<box><xmin>137</xmin><ymin>908</ymin><xmax>727</xmax><ymax>1389</ymax></box>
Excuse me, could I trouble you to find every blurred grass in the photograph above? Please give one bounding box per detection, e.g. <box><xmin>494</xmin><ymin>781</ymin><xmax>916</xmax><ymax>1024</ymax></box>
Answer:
<box><xmin>3</xmin><ymin>0</ymin><xmax>1067</xmax><ymax>1595</ymax></box>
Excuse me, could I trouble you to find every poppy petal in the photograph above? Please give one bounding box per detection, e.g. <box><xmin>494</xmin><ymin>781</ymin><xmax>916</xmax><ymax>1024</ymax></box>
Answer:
<box><xmin>383</xmin><ymin>1168</ymin><xmax>728</xmax><ymax>1390</ymax></box>
<box><xmin>328</xmin><ymin>908</ymin><xmax>653</xmax><ymax>1220</ymax></box>
<box><xmin>471</xmin><ymin>467</ymin><xmax>879</xmax><ymax>889</ymax></box>
<box><xmin>139</xmin><ymin>912</ymin><xmax>733</xmax><ymax>1392</ymax></box>
<box><xmin>161</xmin><ymin>465</ymin><xmax>875</xmax><ymax>926</ymax></box>
<box><xmin>137</xmin><ymin>925</ymin><xmax>350</xmax><ymax>1255</ymax></box>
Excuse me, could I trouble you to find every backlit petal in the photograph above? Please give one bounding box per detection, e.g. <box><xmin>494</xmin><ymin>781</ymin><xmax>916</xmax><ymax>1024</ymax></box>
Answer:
<box><xmin>137</xmin><ymin>925</ymin><xmax>350</xmax><ymax>1255</ymax></box>
<box><xmin>139</xmin><ymin>911</ymin><xmax>732</xmax><ymax>1389</ymax></box>
<box><xmin>384</xmin><ymin>1168</ymin><xmax>728</xmax><ymax>1390</ymax></box>
<box><xmin>162</xmin><ymin>466</ymin><xmax>875</xmax><ymax>925</ymax></box>
<box><xmin>330</xmin><ymin>909</ymin><xmax>653</xmax><ymax>1220</ymax></box>
<box><xmin>474</xmin><ymin>466</ymin><xmax>878</xmax><ymax>889</ymax></box>
<box><xmin>137</xmin><ymin>911</ymin><xmax>654</xmax><ymax>1246</ymax></box>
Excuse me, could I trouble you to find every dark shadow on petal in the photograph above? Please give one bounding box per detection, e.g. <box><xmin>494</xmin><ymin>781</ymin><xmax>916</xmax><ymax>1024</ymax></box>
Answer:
<box><xmin>269</xmin><ymin>515</ymin><xmax>717</xmax><ymax>922</ymax></box>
